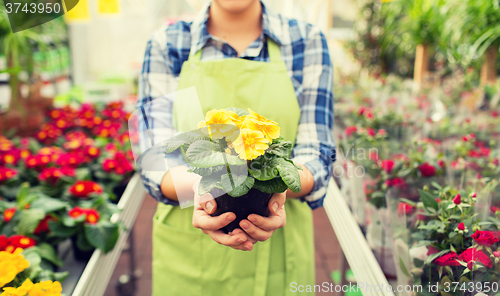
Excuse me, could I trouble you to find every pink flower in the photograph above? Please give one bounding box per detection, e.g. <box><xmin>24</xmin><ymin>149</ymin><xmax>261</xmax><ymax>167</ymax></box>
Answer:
<box><xmin>453</xmin><ymin>194</ymin><xmax>461</xmax><ymax>205</ymax></box>
<box><xmin>366</xmin><ymin>128</ymin><xmax>375</xmax><ymax>137</ymax></box>
<box><xmin>457</xmin><ymin>223</ymin><xmax>465</xmax><ymax>231</ymax></box>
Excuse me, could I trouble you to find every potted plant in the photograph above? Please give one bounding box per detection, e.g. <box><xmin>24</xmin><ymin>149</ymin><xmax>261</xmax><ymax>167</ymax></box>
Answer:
<box><xmin>165</xmin><ymin>108</ymin><xmax>302</xmax><ymax>233</ymax></box>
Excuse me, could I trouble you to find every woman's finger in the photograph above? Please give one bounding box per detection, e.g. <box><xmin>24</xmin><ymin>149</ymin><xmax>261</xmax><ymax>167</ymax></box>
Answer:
<box><xmin>239</xmin><ymin>219</ymin><xmax>274</xmax><ymax>241</ymax></box>
<box><xmin>193</xmin><ymin>210</ymin><xmax>235</xmax><ymax>231</ymax></box>
<box><xmin>268</xmin><ymin>192</ymin><xmax>286</xmax><ymax>214</ymax></box>
<box><xmin>204</xmin><ymin>230</ymin><xmax>253</xmax><ymax>250</ymax></box>
<box><xmin>231</xmin><ymin>228</ymin><xmax>258</xmax><ymax>244</ymax></box>
<box><xmin>247</xmin><ymin>211</ymin><xmax>286</xmax><ymax>232</ymax></box>
<box><xmin>194</xmin><ymin>193</ymin><xmax>217</xmax><ymax>215</ymax></box>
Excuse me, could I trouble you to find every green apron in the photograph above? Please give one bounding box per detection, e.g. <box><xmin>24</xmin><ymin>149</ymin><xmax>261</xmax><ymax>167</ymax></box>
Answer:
<box><xmin>152</xmin><ymin>39</ymin><xmax>315</xmax><ymax>296</ymax></box>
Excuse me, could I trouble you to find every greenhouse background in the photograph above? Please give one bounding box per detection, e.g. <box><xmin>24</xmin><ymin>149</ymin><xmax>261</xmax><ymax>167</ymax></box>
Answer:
<box><xmin>1</xmin><ymin>0</ymin><xmax>499</xmax><ymax>295</ymax></box>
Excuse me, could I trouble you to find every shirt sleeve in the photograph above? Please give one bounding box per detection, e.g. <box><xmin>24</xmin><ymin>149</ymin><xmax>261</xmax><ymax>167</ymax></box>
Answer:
<box><xmin>291</xmin><ymin>26</ymin><xmax>336</xmax><ymax>210</ymax></box>
<box><xmin>136</xmin><ymin>28</ymin><xmax>186</xmax><ymax>206</ymax></box>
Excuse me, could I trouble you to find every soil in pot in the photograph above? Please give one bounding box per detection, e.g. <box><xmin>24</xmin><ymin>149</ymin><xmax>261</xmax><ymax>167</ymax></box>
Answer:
<box><xmin>210</xmin><ymin>187</ymin><xmax>272</xmax><ymax>233</ymax></box>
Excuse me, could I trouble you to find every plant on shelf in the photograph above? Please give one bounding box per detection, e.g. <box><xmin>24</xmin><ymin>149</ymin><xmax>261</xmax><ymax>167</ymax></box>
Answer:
<box><xmin>380</xmin><ymin>0</ymin><xmax>447</xmax><ymax>85</ymax></box>
<box><xmin>447</xmin><ymin>0</ymin><xmax>500</xmax><ymax>85</ymax></box>
<box><xmin>388</xmin><ymin>181</ymin><xmax>500</xmax><ymax>296</ymax></box>
<box><xmin>164</xmin><ymin>108</ymin><xmax>302</xmax><ymax>233</ymax></box>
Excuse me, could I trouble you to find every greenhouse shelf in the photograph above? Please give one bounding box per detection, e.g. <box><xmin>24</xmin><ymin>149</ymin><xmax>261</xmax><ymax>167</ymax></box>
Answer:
<box><xmin>60</xmin><ymin>173</ymin><xmax>146</xmax><ymax>296</ymax></box>
<box><xmin>323</xmin><ymin>178</ymin><xmax>394</xmax><ymax>296</ymax></box>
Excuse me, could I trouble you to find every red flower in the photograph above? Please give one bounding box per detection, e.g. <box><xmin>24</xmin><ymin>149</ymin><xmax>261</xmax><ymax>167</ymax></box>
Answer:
<box><xmin>102</xmin><ymin>159</ymin><xmax>119</xmax><ymax>173</ymax></box>
<box><xmin>68</xmin><ymin>207</ymin><xmax>100</xmax><ymax>224</ymax></box>
<box><xmin>34</xmin><ymin>216</ymin><xmax>56</xmax><ymax>235</ymax></box>
<box><xmin>85</xmin><ymin>146</ymin><xmax>101</xmax><ymax>158</ymax></box>
<box><xmin>494</xmin><ymin>251</ymin><xmax>500</xmax><ymax>257</ymax></box>
<box><xmin>8</xmin><ymin>235</ymin><xmax>36</xmax><ymax>249</ymax></box>
<box><xmin>458</xmin><ymin>248</ymin><xmax>493</xmax><ymax>268</ymax></box>
<box><xmin>452</xmin><ymin>194</ymin><xmax>461</xmax><ymax>205</ymax></box>
<box><xmin>38</xmin><ymin>167</ymin><xmax>75</xmax><ymax>184</ymax></box>
<box><xmin>0</xmin><ymin>167</ymin><xmax>17</xmax><ymax>182</ymax></box>
<box><xmin>438</xmin><ymin>160</ymin><xmax>445</xmax><ymax>168</ymax></box>
<box><xmin>471</xmin><ymin>230</ymin><xmax>499</xmax><ymax>246</ymax></box>
<box><xmin>366</xmin><ymin>128</ymin><xmax>375</xmax><ymax>137</ymax></box>
<box><xmin>2</xmin><ymin>150</ymin><xmax>20</xmax><ymax>165</ymax></box>
<box><xmin>380</xmin><ymin>159</ymin><xmax>395</xmax><ymax>174</ymax></box>
<box><xmin>433</xmin><ymin>251</ymin><xmax>461</xmax><ymax>266</ymax></box>
<box><xmin>397</xmin><ymin>202</ymin><xmax>415</xmax><ymax>215</ymax></box>
<box><xmin>0</xmin><ymin>235</ymin><xmax>8</xmax><ymax>251</ymax></box>
<box><xmin>457</xmin><ymin>223</ymin><xmax>465</xmax><ymax>230</ymax></box>
<box><xmin>345</xmin><ymin>126</ymin><xmax>358</xmax><ymax>137</ymax></box>
<box><xmin>85</xmin><ymin>209</ymin><xmax>100</xmax><ymax>224</ymax></box>
<box><xmin>3</xmin><ymin>207</ymin><xmax>16</xmax><ymax>222</ymax></box>
<box><xmin>69</xmin><ymin>206</ymin><xmax>86</xmax><ymax>218</ymax></box>
<box><xmin>418</xmin><ymin>163</ymin><xmax>436</xmax><ymax>177</ymax></box>
<box><xmin>385</xmin><ymin>177</ymin><xmax>406</xmax><ymax>188</ymax></box>
<box><xmin>363</xmin><ymin>180</ymin><xmax>377</xmax><ymax>196</ymax></box>
<box><xmin>491</xmin><ymin>206</ymin><xmax>500</xmax><ymax>214</ymax></box>
<box><xmin>69</xmin><ymin>181</ymin><xmax>103</xmax><ymax>198</ymax></box>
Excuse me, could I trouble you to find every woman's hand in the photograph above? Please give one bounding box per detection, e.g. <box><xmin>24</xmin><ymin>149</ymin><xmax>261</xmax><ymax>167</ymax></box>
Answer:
<box><xmin>192</xmin><ymin>182</ymin><xmax>256</xmax><ymax>251</ymax></box>
<box><xmin>239</xmin><ymin>192</ymin><xmax>287</xmax><ymax>242</ymax></box>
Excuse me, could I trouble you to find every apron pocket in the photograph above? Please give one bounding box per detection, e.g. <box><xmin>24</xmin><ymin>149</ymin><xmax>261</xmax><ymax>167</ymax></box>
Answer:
<box><xmin>152</xmin><ymin>210</ymin><xmax>203</xmax><ymax>296</ymax></box>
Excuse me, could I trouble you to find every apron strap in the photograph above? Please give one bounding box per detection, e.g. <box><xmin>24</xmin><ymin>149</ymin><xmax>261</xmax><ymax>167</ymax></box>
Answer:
<box><xmin>189</xmin><ymin>38</ymin><xmax>282</xmax><ymax>63</ymax></box>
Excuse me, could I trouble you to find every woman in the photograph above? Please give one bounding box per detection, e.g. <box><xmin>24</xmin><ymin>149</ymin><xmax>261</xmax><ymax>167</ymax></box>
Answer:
<box><xmin>137</xmin><ymin>0</ymin><xmax>335</xmax><ymax>295</ymax></box>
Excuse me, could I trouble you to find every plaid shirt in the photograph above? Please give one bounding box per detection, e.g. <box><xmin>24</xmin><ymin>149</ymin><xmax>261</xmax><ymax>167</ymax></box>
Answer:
<box><xmin>136</xmin><ymin>1</ymin><xmax>335</xmax><ymax>209</ymax></box>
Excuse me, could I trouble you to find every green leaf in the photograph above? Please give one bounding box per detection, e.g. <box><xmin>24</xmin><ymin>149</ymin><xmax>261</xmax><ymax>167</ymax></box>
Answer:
<box><xmin>424</xmin><ymin>249</ymin><xmax>449</xmax><ymax>266</ymax></box>
<box><xmin>248</xmin><ymin>155</ymin><xmax>278</xmax><ymax>181</ymax></box>
<box><xmin>275</xmin><ymin>158</ymin><xmax>302</xmax><ymax>193</ymax></box>
<box><xmin>185</xmin><ymin>141</ymin><xmax>245</xmax><ymax>167</ymax></box>
<box><xmin>221</xmin><ymin>174</ymin><xmax>255</xmax><ymax>197</ymax></box>
<box><xmin>76</xmin><ymin>168</ymin><xmax>91</xmax><ymax>180</ymax></box>
<box><xmin>22</xmin><ymin>248</ymin><xmax>42</xmax><ymax>268</ymax></box>
<box><xmin>76</xmin><ymin>233</ymin><xmax>94</xmax><ymax>251</ymax></box>
<box><xmin>399</xmin><ymin>257</ymin><xmax>410</xmax><ymax>277</ymax></box>
<box><xmin>48</xmin><ymin>220</ymin><xmax>77</xmax><ymax>238</ymax></box>
<box><xmin>18</xmin><ymin>209</ymin><xmax>45</xmax><ymax>235</ymax></box>
<box><xmin>84</xmin><ymin>221</ymin><xmax>120</xmax><ymax>253</ymax></box>
<box><xmin>188</xmin><ymin>165</ymin><xmax>225</xmax><ymax>176</ymax></box>
<box><xmin>165</xmin><ymin>131</ymin><xmax>210</xmax><ymax>153</ymax></box>
<box><xmin>198</xmin><ymin>174</ymin><xmax>223</xmax><ymax>196</ymax></box>
<box><xmin>16</xmin><ymin>182</ymin><xmax>30</xmax><ymax>207</ymax></box>
<box><xmin>226</xmin><ymin>107</ymin><xmax>249</xmax><ymax>116</ymax></box>
<box><xmin>419</xmin><ymin>189</ymin><xmax>438</xmax><ymax>211</ymax></box>
<box><xmin>265</xmin><ymin>141</ymin><xmax>293</xmax><ymax>158</ymax></box>
<box><xmin>30</xmin><ymin>195</ymin><xmax>67</xmax><ymax>213</ymax></box>
<box><xmin>253</xmin><ymin>178</ymin><xmax>289</xmax><ymax>194</ymax></box>
<box><xmin>53</xmin><ymin>271</ymin><xmax>69</xmax><ymax>282</ymax></box>
<box><xmin>36</xmin><ymin>243</ymin><xmax>64</xmax><ymax>267</ymax></box>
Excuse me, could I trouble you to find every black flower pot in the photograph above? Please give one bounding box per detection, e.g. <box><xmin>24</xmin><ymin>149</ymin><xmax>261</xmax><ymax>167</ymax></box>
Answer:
<box><xmin>210</xmin><ymin>188</ymin><xmax>273</xmax><ymax>233</ymax></box>
<box><xmin>71</xmin><ymin>236</ymin><xmax>95</xmax><ymax>262</ymax></box>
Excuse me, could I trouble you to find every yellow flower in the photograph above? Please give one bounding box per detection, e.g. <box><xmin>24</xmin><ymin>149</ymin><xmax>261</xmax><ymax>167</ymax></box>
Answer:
<box><xmin>0</xmin><ymin>249</ymin><xmax>30</xmax><ymax>288</ymax></box>
<box><xmin>197</xmin><ymin>109</ymin><xmax>239</xmax><ymax>139</ymax></box>
<box><xmin>27</xmin><ymin>281</ymin><xmax>62</xmax><ymax>296</ymax></box>
<box><xmin>1</xmin><ymin>279</ymin><xmax>33</xmax><ymax>296</ymax></box>
<box><xmin>242</xmin><ymin>109</ymin><xmax>280</xmax><ymax>141</ymax></box>
<box><xmin>228</xmin><ymin>129</ymin><xmax>269</xmax><ymax>160</ymax></box>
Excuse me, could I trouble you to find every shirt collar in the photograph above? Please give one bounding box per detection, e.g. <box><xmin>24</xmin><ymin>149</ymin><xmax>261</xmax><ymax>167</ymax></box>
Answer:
<box><xmin>189</xmin><ymin>1</ymin><xmax>284</xmax><ymax>56</ymax></box>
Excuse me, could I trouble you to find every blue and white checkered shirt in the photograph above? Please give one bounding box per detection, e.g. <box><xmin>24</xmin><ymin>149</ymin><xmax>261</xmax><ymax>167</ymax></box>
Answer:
<box><xmin>136</xmin><ymin>1</ymin><xmax>335</xmax><ymax>209</ymax></box>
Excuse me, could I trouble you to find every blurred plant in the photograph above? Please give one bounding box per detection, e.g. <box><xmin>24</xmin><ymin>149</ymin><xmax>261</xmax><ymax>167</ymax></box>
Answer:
<box><xmin>446</xmin><ymin>0</ymin><xmax>500</xmax><ymax>84</ymax></box>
